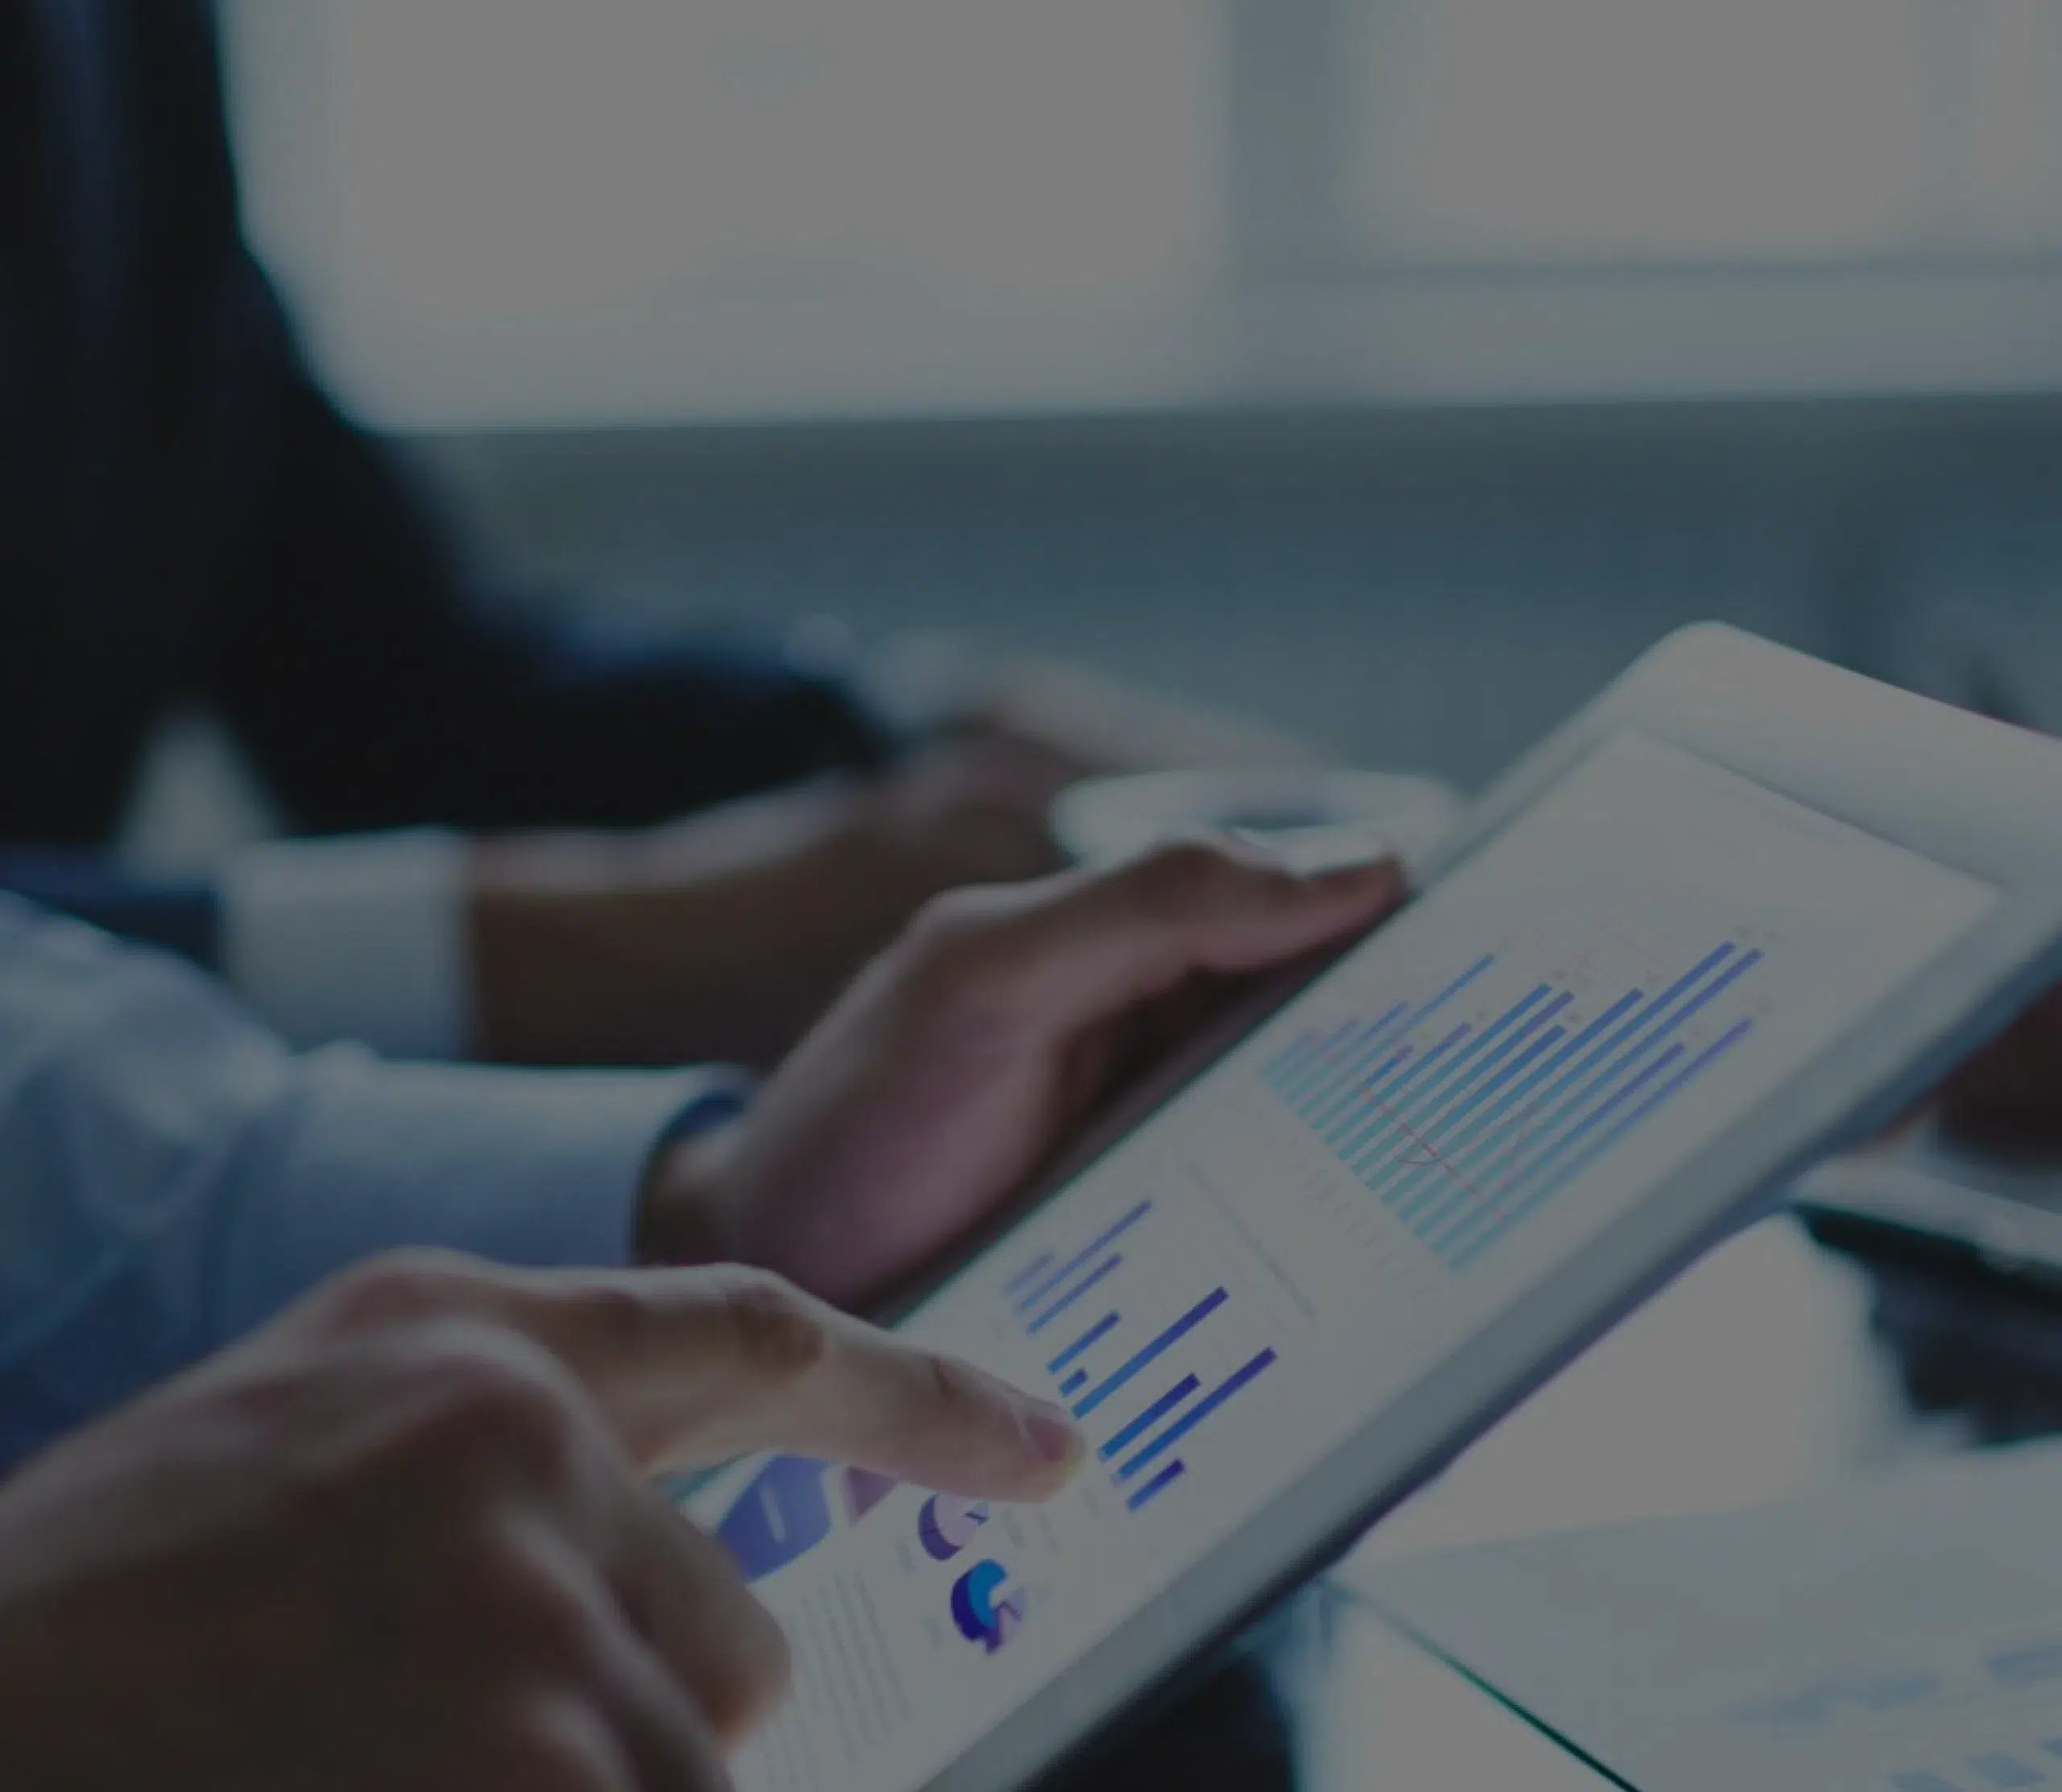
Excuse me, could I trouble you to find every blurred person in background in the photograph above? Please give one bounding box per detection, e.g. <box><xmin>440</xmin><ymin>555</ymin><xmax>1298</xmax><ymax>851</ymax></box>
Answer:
<box><xmin>0</xmin><ymin>0</ymin><xmax>1299</xmax><ymax>1074</ymax></box>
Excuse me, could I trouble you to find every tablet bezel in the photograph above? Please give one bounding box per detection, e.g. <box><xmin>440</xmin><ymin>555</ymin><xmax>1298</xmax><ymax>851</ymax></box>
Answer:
<box><xmin>844</xmin><ymin>627</ymin><xmax>2062</xmax><ymax>1792</ymax></box>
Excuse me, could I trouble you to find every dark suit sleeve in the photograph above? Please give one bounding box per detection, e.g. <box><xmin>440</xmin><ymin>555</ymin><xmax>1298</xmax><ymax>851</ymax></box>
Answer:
<box><xmin>202</xmin><ymin>318</ymin><xmax>892</xmax><ymax>836</ymax></box>
<box><xmin>0</xmin><ymin>851</ymin><xmax>218</xmax><ymax>967</ymax></box>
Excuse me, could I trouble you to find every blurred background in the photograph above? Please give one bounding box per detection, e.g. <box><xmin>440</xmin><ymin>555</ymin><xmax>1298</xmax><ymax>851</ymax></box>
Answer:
<box><xmin>176</xmin><ymin>0</ymin><xmax>2062</xmax><ymax>847</ymax></box>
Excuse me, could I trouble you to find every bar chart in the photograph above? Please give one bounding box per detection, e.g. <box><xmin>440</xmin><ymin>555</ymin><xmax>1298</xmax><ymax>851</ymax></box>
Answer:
<box><xmin>1263</xmin><ymin>939</ymin><xmax>1761</xmax><ymax>1273</ymax></box>
<box><xmin>1004</xmin><ymin>1205</ymin><xmax>1277</xmax><ymax>1516</ymax></box>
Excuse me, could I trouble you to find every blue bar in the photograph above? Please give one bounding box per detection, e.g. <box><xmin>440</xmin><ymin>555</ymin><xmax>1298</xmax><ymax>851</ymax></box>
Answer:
<box><xmin>1283</xmin><ymin>1009</ymin><xmax>1405</xmax><ymax>1107</ymax></box>
<box><xmin>1389</xmin><ymin>989</ymin><xmax>1646</xmax><ymax>1224</ymax></box>
<box><xmin>1298</xmin><ymin>1007</ymin><xmax>1418</xmax><ymax>1127</ymax></box>
<box><xmin>1116</xmin><ymin>1349</ymin><xmax>1279</xmax><ymax>1481</ymax></box>
<box><xmin>1026</xmin><ymin>1255</ymin><xmax>1123</xmax><ymax>1335</ymax></box>
<box><xmin>1410</xmin><ymin>954</ymin><xmax>1498</xmax><ymax>1027</ymax></box>
<box><xmin>1382</xmin><ymin>1024</ymin><xmax>1569</xmax><ymax>1226</ymax></box>
<box><xmin>1125</xmin><ymin>1459</ymin><xmax>1187</xmax><ymax>1512</ymax></box>
<box><xmin>1073</xmin><ymin>1289</ymin><xmax>1228</xmax><ymax>1418</ymax></box>
<box><xmin>1415</xmin><ymin>947</ymin><xmax>1746</xmax><ymax>1227</ymax></box>
<box><xmin>1344</xmin><ymin>986</ymin><xmax>1548</xmax><ymax>1165</ymax></box>
<box><xmin>1060</xmin><ymin>1368</ymin><xmax>1087</xmax><ymax>1397</ymax></box>
<box><xmin>1272</xmin><ymin>1018</ymin><xmax>1356</xmax><ymax>1101</ymax></box>
<box><xmin>1462</xmin><ymin>1041</ymin><xmax>1687</xmax><ymax>1240</ymax></box>
<box><xmin>1304</xmin><ymin>1044</ymin><xmax>1416</xmax><ymax>1138</ymax></box>
<box><xmin>1301</xmin><ymin>955</ymin><xmax>1494</xmax><ymax>1125</ymax></box>
<box><xmin>1265</xmin><ymin>1025</ymin><xmax>1325</xmax><ymax>1085</ymax></box>
<box><xmin>1435</xmin><ymin>1040</ymin><xmax>1691</xmax><ymax>1256</ymax></box>
<box><xmin>1319</xmin><ymin>994</ymin><xmax>1534</xmax><ymax>1130</ymax></box>
<box><xmin>1004</xmin><ymin>1251</ymin><xmax>1053</xmax><ymax>1297</ymax></box>
<box><xmin>1385</xmin><ymin>1013</ymin><xmax>1571</xmax><ymax>1187</ymax></box>
<box><xmin>1014</xmin><ymin>1200</ymin><xmax>1151</xmax><ymax>1314</ymax></box>
<box><xmin>1330</xmin><ymin>1023</ymin><xmax>1472</xmax><ymax>1154</ymax></box>
<box><xmin>1439</xmin><ymin>1044</ymin><xmax>1690</xmax><ymax>1263</ymax></box>
<box><xmin>1383</xmin><ymin>987</ymin><xmax>1560</xmax><ymax>1142</ymax></box>
<box><xmin>1290</xmin><ymin>1009</ymin><xmax>1406</xmax><ymax>1114</ymax></box>
<box><xmin>1047</xmin><ymin>1311</ymin><xmax>1120</xmax><ymax>1376</ymax></box>
<box><xmin>1464</xmin><ymin>944</ymin><xmax>1731</xmax><ymax>1153</ymax></box>
<box><xmin>1452</xmin><ymin>1019</ymin><xmax>1753</xmax><ymax>1269</ymax></box>
<box><xmin>1335</xmin><ymin>1022</ymin><xmax>1484</xmax><ymax>1146</ymax></box>
<box><xmin>1359</xmin><ymin>992</ymin><xmax>1572</xmax><ymax>1183</ymax></box>
<box><xmin>1435</xmin><ymin>948</ymin><xmax>1762</xmax><ymax>1240</ymax></box>
<box><xmin>1098</xmin><ymin>1375</ymin><xmax>1200</xmax><ymax>1461</ymax></box>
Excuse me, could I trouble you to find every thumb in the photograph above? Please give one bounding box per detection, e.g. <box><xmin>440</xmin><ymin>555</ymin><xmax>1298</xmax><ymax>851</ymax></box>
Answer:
<box><xmin>350</xmin><ymin>1254</ymin><xmax>1084</xmax><ymax>1496</ymax></box>
<box><xmin>913</xmin><ymin>841</ymin><xmax>1406</xmax><ymax>1045</ymax></box>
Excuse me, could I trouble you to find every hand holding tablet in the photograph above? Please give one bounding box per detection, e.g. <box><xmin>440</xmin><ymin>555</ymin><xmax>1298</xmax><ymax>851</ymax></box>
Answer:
<box><xmin>641</xmin><ymin>844</ymin><xmax>1406</xmax><ymax>1307</ymax></box>
<box><xmin>689</xmin><ymin>627</ymin><xmax>2062</xmax><ymax>1792</ymax></box>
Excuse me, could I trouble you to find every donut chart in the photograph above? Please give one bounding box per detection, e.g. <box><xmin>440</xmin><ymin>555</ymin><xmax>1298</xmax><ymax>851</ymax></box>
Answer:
<box><xmin>950</xmin><ymin>1559</ymin><xmax>1026</xmax><ymax>1653</ymax></box>
<box><xmin>917</xmin><ymin>1492</ymin><xmax>988</xmax><ymax>1562</ymax></box>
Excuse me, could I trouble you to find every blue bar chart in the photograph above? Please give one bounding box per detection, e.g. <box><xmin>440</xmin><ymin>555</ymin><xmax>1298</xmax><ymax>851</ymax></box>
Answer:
<box><xmin>1264</xmin><ymin>942</ymin><xmax>1761</xmax><ymax>1272</ymax></box>
<box><xmin>1002</xmin><ymin>1206</ymin><xmax>1277</xmax><ymax>1517</ymax></box>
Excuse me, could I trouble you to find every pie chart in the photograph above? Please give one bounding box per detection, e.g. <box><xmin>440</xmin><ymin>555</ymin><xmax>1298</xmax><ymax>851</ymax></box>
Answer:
<box><xmin>917</xmin><ymin>1492</ymin><xmax>989</xmax><ymax>1562</ymax></box>
<box><xmin>950</xmin><ymin>1559</ymin><xmax>1026</xmax><ymax>1653</ymax></box>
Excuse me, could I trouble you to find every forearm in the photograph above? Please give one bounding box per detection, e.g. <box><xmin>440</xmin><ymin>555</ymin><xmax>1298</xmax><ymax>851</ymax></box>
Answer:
<box><xmin>467</xmin><ymin>778</ymin><xmax>950</xmax><ymax>1069</ymax></box>
<box><xmin>0</xmin><ymin>899</ymin><xmax>722</xmax><ymax>1467</ymax></box>
<box><xmin>0</xmin><ymin>850</ymin><xmax>219</xmax><ymax>966</ymax></box>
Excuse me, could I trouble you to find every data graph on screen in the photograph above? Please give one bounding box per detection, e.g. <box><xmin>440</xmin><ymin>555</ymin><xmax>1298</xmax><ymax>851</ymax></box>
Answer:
<box><xmin>1002</xmin><ymin>1203</ymin><xmax>1277</xmax><ymax>1516</ymax></box>
<box><xmin>694</xmin><ymin>732</ymin><xmax>2002</xmax><ymax>1792</ymax></box>
<box><xmin>1263</xmin><ymin>940</ymin><xmax>1760</xmax><ymax>1270</ymax></box>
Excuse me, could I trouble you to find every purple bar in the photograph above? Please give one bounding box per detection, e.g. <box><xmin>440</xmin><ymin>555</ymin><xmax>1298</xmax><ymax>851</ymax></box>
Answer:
<box><xmin>1098</xmin><ymin>1375</ymin><xmax>1200</xmax><ymax>1462</ymax></box>
<box><xmin>1115</xmin><ymin>1349</ymin><xmax>1277</xmax><ymax>1482</ymax></box>
<box><xmin>1300</xmin><ymin>956</ymin><xmax>1495</xmax><ymax>1125</ymax></box>
<box><xmin>1073</xmin><ymin>1289</ymin><xmax>1228</xmax><ymax>1419</ymax></box>
<box><xmin>1283</xmin><ymin>1012</ymin><xmax>1397</xmax><ymax>1108</ymax></box>
<box><xmin>1452</xmin><ymin>1018</ymin><xmax>1754</xmax><ymax>1269</ymax></box>
<box><xmin>1047</xmin><ymin>1310</ymin><xmax>1120</xmax><ymax>1376</ymax></box>
<box><xmin>1125</xmin><ymin>1459</ymin><xmax>1186</xmax><ymax>1512</ymax></box>
<box><xmin>1026</xmin><ymin>1255</ymin><xmax>1123</xmax><ymax>1335</ymax></box>
<box><xmin>1297</xmin><ymin>1007</ymin><xmax>1418</xmax><ymax>1124</ymax></box>
<box><xmin>1014</xmin><ymin>1200</ymin><xmax>1151</xmax><ymax>1314</ymax></box>
<box><xmin>1330</xmin><ymin>1022</ymin><xmax>1472</xmax><ymax>1153</ymax></box>
<box><xmin>1003</xmin><ymin>1251</ymin><xmax>1054</xmax><ymax>1297</ymax></box>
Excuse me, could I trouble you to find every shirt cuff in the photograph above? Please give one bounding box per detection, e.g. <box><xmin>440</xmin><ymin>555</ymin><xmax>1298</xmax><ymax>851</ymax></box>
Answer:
<box><xmin>784</xmin><ymin>620</ymin><xmax>990</xmax><ymax>748</ymax></box>
<box><xmin>207</xmin><ymin>1060</ymin><xmax>752</xmax><ymax>1346</ymax></box>
<box><xmin>219</xmin><ymin>830</ymin><xmax>470</xmax><ymax>1058</ymax></box>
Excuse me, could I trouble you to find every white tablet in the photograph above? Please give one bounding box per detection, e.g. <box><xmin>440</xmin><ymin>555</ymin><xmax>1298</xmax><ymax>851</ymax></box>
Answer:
<box><xmin>687</xmin><ymin>625</ymin><xmax>2062</xmax><ymax>1792</ymax></box>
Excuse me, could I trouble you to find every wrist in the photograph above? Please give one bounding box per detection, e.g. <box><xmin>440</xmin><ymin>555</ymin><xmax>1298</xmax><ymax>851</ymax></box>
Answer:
<box><xmin>465</xmin><ymin>792</ymin><xmax>884</xmax><ymax>1066</ymax></box>
<box><xmin>636</xmin><ymin>1110</ymin><xmax>749</xmax><ymax>1267</ymax></box>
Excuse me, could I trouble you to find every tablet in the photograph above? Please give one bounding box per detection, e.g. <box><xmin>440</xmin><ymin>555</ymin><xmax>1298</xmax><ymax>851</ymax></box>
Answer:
<box><xmin>686</xmin><ymin>625</ymin><xmax>2062</xmax><ymax>1792</ymax></box>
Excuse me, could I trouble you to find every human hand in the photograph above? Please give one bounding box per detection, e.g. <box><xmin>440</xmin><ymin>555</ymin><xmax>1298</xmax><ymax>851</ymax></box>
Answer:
<box><xmin>0</xmin><ymin>1253</ymin><xmax>1079</xmax><ymax>1791</ymax></box>
<box><xmin>1936</xmin><ymin>978</ymin><xmax>2062</xmax><ymax>1159</ymax></box>
<box><xmin>642</xmin><ymin>841</ymin><xmax>1405</xmax><ymax>1307</ymax></box>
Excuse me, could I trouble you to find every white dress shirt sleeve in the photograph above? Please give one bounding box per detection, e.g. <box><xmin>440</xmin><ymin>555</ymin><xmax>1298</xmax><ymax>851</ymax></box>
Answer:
<box><xmin>219</xmin><ymin>828</ymin><xmax>471</xmax><ymax>1058</ymax></box>
<box><xmin>0</xmin><ymin>897</ymin><xmax>743</xmax><ymax>1471</ymax></box>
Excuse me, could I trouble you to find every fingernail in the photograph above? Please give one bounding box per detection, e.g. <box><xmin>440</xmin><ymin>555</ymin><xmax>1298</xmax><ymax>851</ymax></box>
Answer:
<box><xmin>1025</xmin><ymin>1404</ymin><xmax>1086</xmax><ymax>1468</ymax></box>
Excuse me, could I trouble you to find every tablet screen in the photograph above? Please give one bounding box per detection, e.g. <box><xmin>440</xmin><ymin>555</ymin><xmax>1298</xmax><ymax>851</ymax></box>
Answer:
<box><xmin>692</xmin><ymin>731</ymin><xmax>1996</xmax><ymax>1792</ymax></box>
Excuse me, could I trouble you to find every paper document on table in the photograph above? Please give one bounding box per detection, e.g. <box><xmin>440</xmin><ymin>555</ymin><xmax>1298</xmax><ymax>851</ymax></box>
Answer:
<box><xmin>1370</xmin><ymin>1441</ymin><xmax>2062</xmax><ymax>1792</ymax></box>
